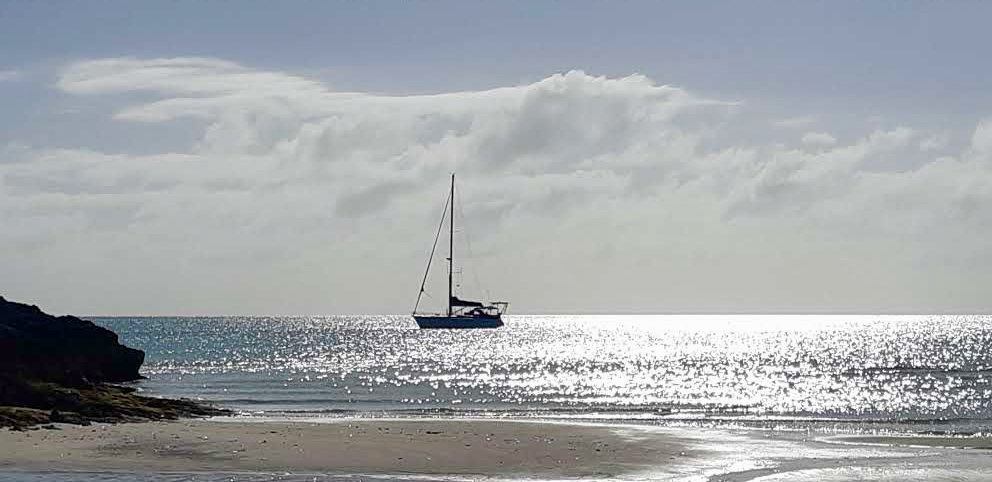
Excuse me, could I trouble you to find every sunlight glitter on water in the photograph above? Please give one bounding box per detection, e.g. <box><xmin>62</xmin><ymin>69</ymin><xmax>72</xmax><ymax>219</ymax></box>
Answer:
<box><xmin>96</xmin><ymin>314</ymin><xmax>992</xmax><ymax>434</ymax></box>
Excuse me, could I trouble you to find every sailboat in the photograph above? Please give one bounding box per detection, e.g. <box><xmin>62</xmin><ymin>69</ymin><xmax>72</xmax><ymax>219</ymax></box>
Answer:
<box><xmin>412</xmin><ymin>174</ymin><xmax>507</xmax><ymax>329</ymax></box>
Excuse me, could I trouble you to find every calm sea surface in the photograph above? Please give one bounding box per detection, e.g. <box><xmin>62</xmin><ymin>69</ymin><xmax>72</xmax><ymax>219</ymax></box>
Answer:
<box><xmin>93</xmin><ymin>315</ymin><xmax>992</xmax><ymax>435</ymax></box>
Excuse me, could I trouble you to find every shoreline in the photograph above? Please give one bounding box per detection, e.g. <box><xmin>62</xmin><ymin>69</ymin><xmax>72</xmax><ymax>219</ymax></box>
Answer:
<box><xmin>2</xmin><ymin>417</ymin><xmax>991</xmax><ymax>481</ymax></box>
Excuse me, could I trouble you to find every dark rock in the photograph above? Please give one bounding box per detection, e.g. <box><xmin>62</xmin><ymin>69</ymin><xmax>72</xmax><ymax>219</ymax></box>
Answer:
<box><xmin>0</xmin><ymin>296</ymin><xmax>230</xmax><ymax>429</ymax></box>
<box><xmin>0</xmin><ymin>296</ymin><xmax>144</xmax><ymax>385</ymax></box>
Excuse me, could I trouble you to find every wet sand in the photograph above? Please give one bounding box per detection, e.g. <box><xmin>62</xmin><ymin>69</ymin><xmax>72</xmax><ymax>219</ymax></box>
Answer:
<box><xmin>0</xmin><ymin>419</ymin><xmax>694</xmax><ymax>478</ymax></box>
<box><xmin>829</xmin><ymin>434</ymin><xmax>992</xmax><ymax>450</ymax></box>
<box><xmin>5</xmin><ymin>419</ymin><xmax>992</xmax><ymax>480</ymax></box>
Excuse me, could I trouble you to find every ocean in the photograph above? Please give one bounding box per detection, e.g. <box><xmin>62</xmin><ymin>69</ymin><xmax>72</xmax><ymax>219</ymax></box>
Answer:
<box><xmin>92</xmin><ymin>314</ymin><xmax>992</xmax><ymax>436</ymax></box>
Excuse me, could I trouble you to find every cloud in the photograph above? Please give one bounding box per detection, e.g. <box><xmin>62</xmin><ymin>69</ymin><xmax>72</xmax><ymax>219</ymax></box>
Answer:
<box><xmin>0</xmin><ymin>70</ymin><xmax>20</xmax><ymax>82</ymax></box>
<box><xmin>0</xmin><ymin>143</ymin><xmax>34</xmax><ymax>164</ymax></box>
<box><xmin>58</xmin><ymin>57</ymin><xmax>329</xmax><ymax>124</ymax></box>
<box><xmin>3</xmin><ymin>57</ymin><xmax>992</xmax><ymax>313</ymax></box>
<box><xmin>919</xmin><ymin>133</ymin><xmax>948</xmax><ymax>152</ymax></box>
<box><xmin>773</xmin><ymin>116</ymin><xmax>815</xmax><ymax>128</ymax></box>
<box><xmin>58</xmin><ymin>57</ymin><xmax>324</xmax><ymax>97</ymax></box>
<box><xmin>52</xmin><ymin>60</ymin><xmax>728</xmax><ymax>214</ymax></box>
<box><xmin>800</xmin><ymin>131</ymin><xmax>836</xmax><ymax>147</ymax></box>
<box><xmin>724</xmin><ymin>127</ymin><xmax>916</xmax><ymax>219</ymax></box>
<box><xmin>971</xmin><ymin>119</ymin><xmax>992</xmax><ymax>156</ymax></box>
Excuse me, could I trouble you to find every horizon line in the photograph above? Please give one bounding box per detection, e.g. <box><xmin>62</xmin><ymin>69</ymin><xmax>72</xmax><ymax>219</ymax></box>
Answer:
<box><xmin>80</xmin><ymin>311</ymin><xmax>992</xmax><ymax>318</ymax></box>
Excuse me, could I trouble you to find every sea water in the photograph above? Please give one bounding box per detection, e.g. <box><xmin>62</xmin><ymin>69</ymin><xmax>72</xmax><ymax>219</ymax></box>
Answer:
<box><xmin>9</xmin><ymin>315</ymin><xmax>992</xmax><ymax>482</ymax></box>
<box><xmin>90</xmin><ymin>314</ymin><xmax>992</xmax><ymax>436</ymax></box>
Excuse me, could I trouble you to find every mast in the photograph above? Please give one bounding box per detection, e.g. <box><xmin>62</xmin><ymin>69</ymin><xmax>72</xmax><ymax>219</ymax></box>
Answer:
<box><xmin>447</xmin><ymin>173</ymin><xmax>454</xmax><ymax>317</ymax></box>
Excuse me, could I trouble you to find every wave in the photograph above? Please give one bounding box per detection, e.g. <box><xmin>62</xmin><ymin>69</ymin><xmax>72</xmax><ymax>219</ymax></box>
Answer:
<box><xmin>225</xmin><ymin>407</ymin><xmax>992</xmax><ymax>436</ymax></box>
<box><xmin>229</xmin><ymin>405</ymin><xmax>992</xmax><ymax>428</ymax></box>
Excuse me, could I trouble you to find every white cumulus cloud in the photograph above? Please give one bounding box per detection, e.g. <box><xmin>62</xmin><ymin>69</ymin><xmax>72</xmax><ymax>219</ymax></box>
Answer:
<box><xmin>2</xmin><ymin>57</ymin><xmax>992</xmax><ymax>314</ymax></box>
<box><xmin>801</xmin><ymin>131</ymin><xmax>837</xmax><ymax>147</ymax></box>
<box><xmin>971</xmin><ymin>119</ymin><xmax>992</xmax><ymax>156</ymax></box>
<box><xmin>919</xmin><ymin>133</ymin><xmax>948</xmax><ymax>152</ymax></box>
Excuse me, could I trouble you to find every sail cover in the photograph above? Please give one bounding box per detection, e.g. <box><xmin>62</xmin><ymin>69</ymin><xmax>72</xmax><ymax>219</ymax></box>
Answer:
<box><xmin>450</xmin><ymin>296</ymin><xmax>485</xmax><ymax>307</ymax></box>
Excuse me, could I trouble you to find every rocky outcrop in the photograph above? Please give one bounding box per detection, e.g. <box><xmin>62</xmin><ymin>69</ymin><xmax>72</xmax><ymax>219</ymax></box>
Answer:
<box><xmin>0</xmin><ymin>296</ymin><xmax>228</xmax><ymax>429</ymax></box>
<box><xmin>0</xmin><ymin>296</ymin><xmax>144</xmax><ymax>385</ymax></box>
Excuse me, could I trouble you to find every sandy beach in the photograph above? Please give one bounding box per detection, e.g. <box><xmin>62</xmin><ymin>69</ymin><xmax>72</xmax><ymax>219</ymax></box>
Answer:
<box><xmin>3</xmin><ymin>418</ymin><xmax>992</xmax><ymax>480</ymax></box>
<box><xmin>0</xmin><ymin>419</ymin><xmax>693</xmax><ymax>478</ymax></box>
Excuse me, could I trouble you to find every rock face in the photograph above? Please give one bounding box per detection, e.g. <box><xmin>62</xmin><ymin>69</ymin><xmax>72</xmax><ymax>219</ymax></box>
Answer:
<box><xmin>0</xmin><ymin>296</ymin><xmax>144</xmax><ymax>385</ymax></box>
<box><xmin>0</xmin><ymin>296</ymin><xmax>228</xmax><ymax>429</ymax></box>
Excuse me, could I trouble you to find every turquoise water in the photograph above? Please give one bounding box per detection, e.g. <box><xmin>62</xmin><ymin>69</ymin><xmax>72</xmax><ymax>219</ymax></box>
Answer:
<box><xmin>91</xmin><ymin>314</ymin><xmax>992</xmax><ymax>435</ymax></box>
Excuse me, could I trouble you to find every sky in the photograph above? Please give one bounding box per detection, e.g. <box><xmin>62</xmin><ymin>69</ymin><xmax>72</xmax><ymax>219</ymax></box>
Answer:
<box><xmin>2</xmin><ymin>1</ymin><xmax>992</xmax><ymax>315</ymax></box>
